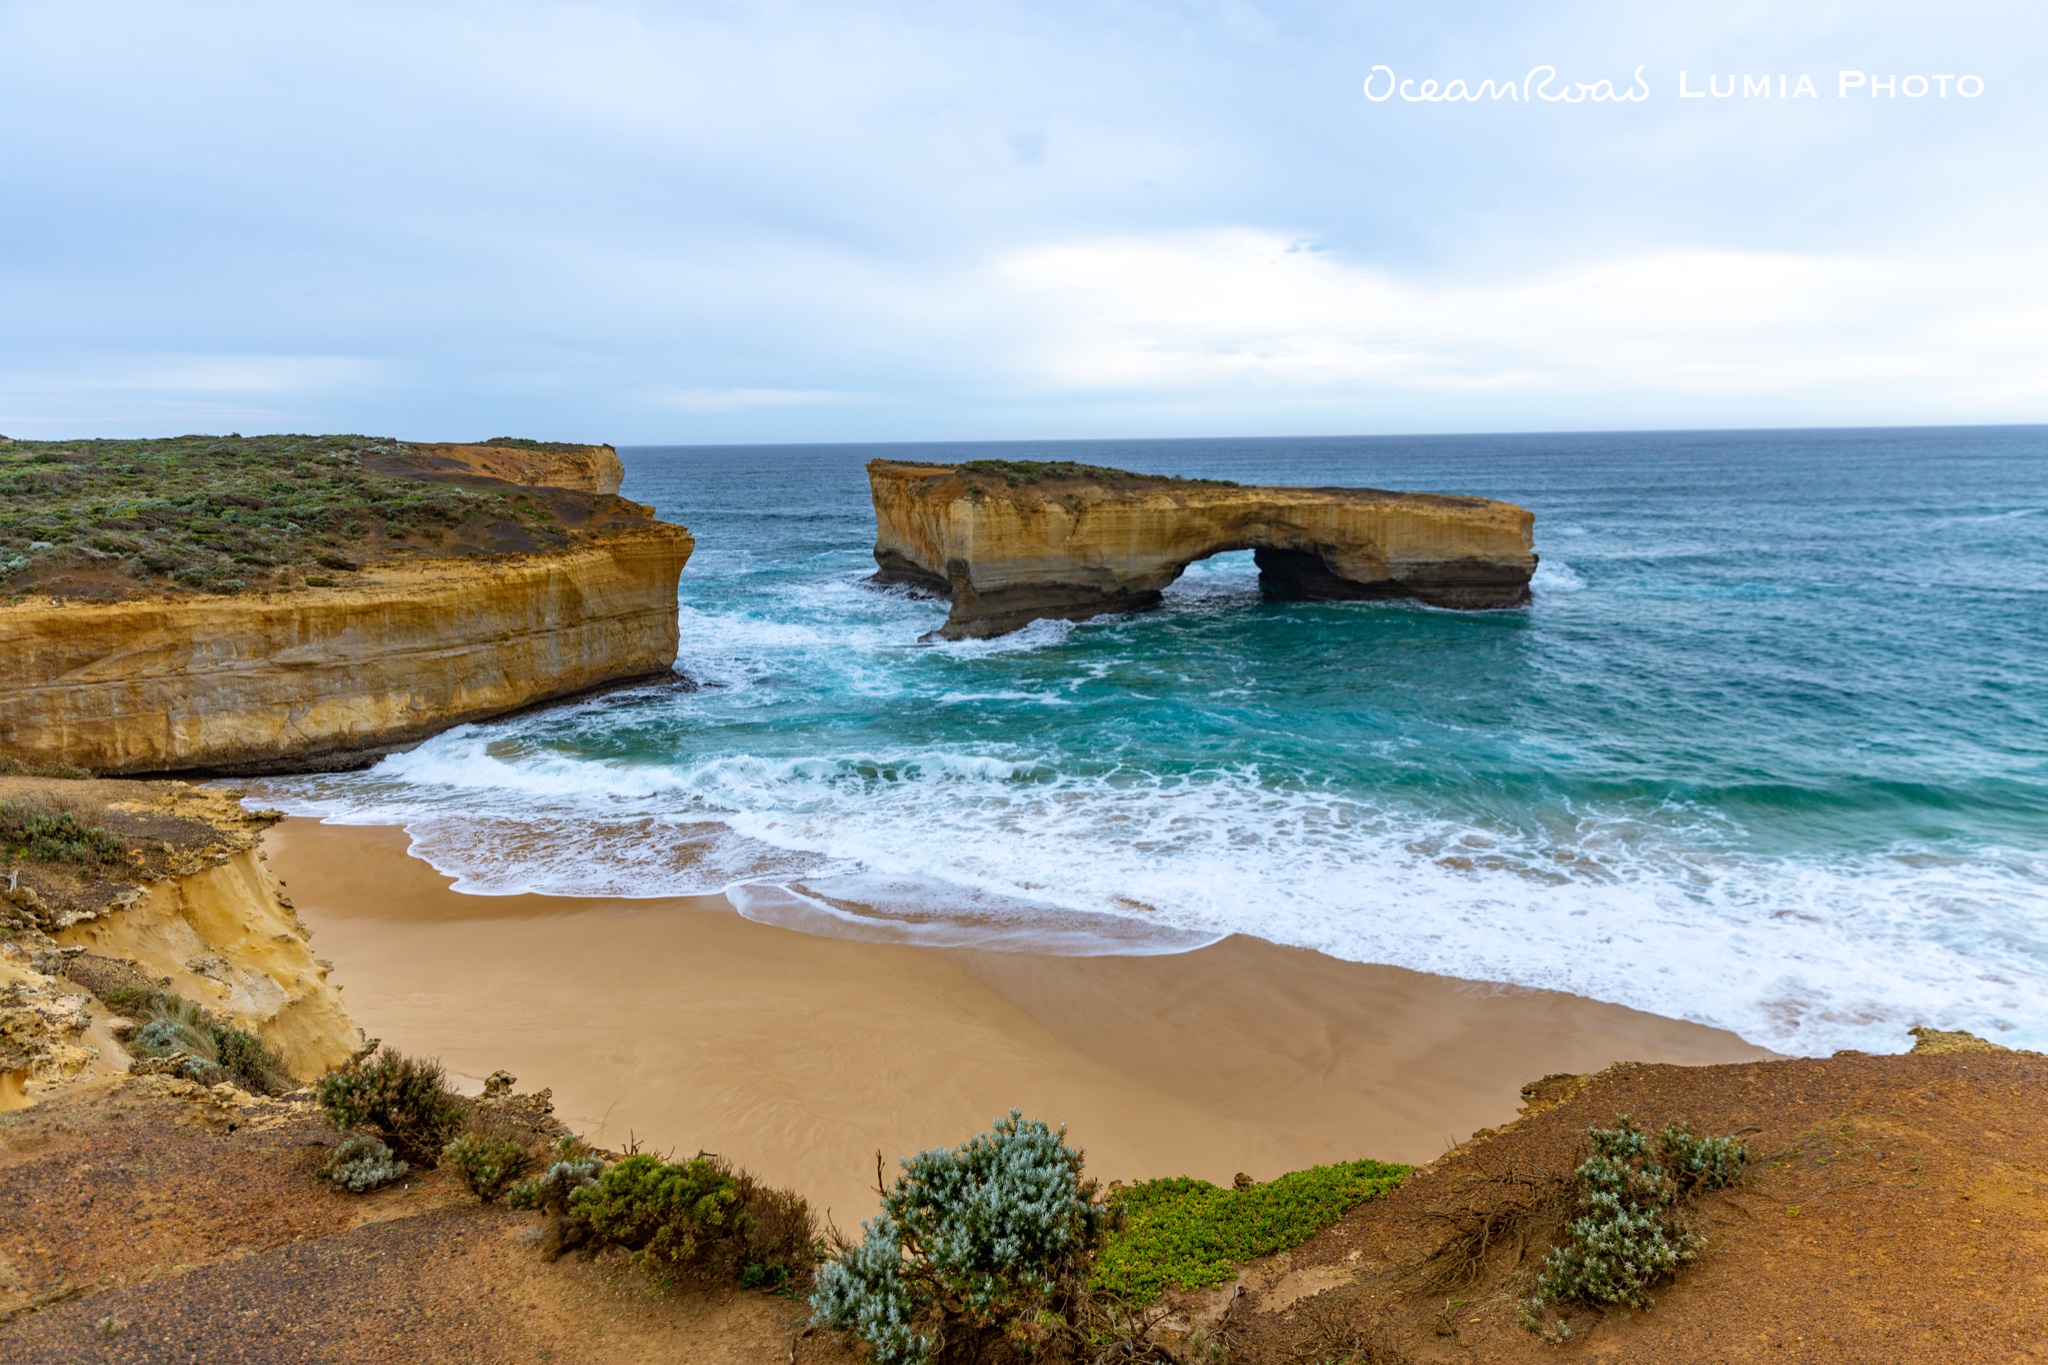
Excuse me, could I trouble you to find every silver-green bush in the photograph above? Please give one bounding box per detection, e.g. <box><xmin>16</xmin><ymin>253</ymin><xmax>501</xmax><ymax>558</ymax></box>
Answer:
<box><xmin>319</xmin><ymin>1133</ymin><xmax>409</xmax><ymax>1194</ymax></box>
<box><xmin>1521</xmin><ymin>1114</ymin><xmax>1749</xmax><ymax>1338</ymax></box>
<box><xmin>810</xmin><ymin>1110</ymin><xmax>1103</xmax><ymax>1365</ymax></box>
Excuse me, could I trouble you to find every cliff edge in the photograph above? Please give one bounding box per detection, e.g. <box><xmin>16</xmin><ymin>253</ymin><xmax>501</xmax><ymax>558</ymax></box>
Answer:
<box><xmin>0</xmin><ymin>434</ymin><xmax>692</xmax><ymax>774</ymax></box>
<box><xmin>1</xmin><ymin>778</ymin><xmax>361</xmax><ymax>1106</ymax></box>
<box><xmin>867</xmin><ymin>459</ymin><xmax>1537</xmax><ymax>639</ymax></box>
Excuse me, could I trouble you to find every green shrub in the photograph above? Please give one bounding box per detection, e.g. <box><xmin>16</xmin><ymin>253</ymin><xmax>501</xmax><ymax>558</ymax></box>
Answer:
<box><xmin>570</xmin><ymin>1153</ymin><xmax>742</xmax><ymax>1271</ymax></box>
<box><xmin>1091</xmin><ymin>1159</ymin><xmax>1409</xmax><ymax>1306</ymax></box>
<box><xmin>1521</xmin><ymin>1114</ymin><xmax>1751</xmax><ymax>1334</ymax></box>
<box><xmin>444</xmin><ymin>1133</ymin><xmax>532</xmax><ymax>1202</ymax></box>
<box><xmin>507</xmin><ymin>1141</ymin><xmax>609</xmax><ymax>1261</ymax></box>
<box><xmin>126</xmin><ymin>992</ymin><xmax>291</xmax><ymax>1094</ymax></box>
<box><xmin>315</xmin><ymin>1049</ymin><xmax>469</xmax><ymax>1166</ymax></box>
<box><xmin>550</xmin><ymin>1148</ymin><xmax>817</xmax><ymax>1287</ymax></box>
<box><xmin>319</xmin><ymin>1133</ymin><xmax>410</xmax><ymax>1193</ymax></box>
<box><xmin>208</xmin><ymin>1022</ymin><xmax>293</xmax><ymax>1095</ymax></box>
<box><xmin>1660</xmin><ymin>1120</ymin><xmax>1747</xmax><ymax>1196</ymax></box>
<box><xmin>0</xmin><ymin>800</ymin><xmax>125</xmax><ymax>866</ymax></box>
<box><xmin>729</xmin><ymin>1173</ymin><xmax>819</xmax><ymax>1292</ymax></box>
<box><xmin>810</xmin><ymin>1110</ymin><xmax>1103</xmax><ymax>1365</ymax></box>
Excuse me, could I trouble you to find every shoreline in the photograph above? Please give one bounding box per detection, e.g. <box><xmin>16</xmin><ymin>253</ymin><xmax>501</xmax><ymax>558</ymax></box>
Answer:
<box><xmin>265</xmin><ymin>816</ymin><xmax>1775</xmax><ymax>1223</ymax></box>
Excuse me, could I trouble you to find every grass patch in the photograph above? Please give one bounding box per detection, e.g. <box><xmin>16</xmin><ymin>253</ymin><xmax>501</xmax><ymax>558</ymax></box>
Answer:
<box><xmin>0</xmin><ymin>432</ymin><xmax>572</xmax><ymax>599</ymax></box>
<box><xmin>0</xmin><ymin>757</ymin><xmax>95</xmax><ymax>780</ymax></box>
<box><xmin>1092</xmin><ymin>1159</ymin><xmax>1410</xmax><ymax>1305</ymax></box>
<box><xmin>125</xmin><ymin>990</ymin><xmax>294</xmax><ymax>1094</ymax></box>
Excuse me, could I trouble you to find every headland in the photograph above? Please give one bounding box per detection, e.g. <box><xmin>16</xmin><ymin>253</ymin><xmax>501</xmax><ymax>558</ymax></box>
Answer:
<box><xmin>0</xmin><ymin>435</ymin><xmax>694</xmax><ymax>774</ymax></box>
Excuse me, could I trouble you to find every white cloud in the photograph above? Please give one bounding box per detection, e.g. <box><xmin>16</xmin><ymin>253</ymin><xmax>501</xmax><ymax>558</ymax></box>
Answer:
<box><xmin>3</xmin><ymin>2</ymin><xmax>2043</xmax><ymax>438</ymax></box>
<box><xmin>644</xmin><ymin>386</ymin><xmax>847</xmax><ymax>412</ymax></box>
<box><xmin>6</xmin><ymin>353</ymin><xmax>379</xmax><ymax>397</ymax></box>
<box><xmin>985</xmin><ymin>230</ymin><xmax>2048</xmax><ymax>414</ymax></box>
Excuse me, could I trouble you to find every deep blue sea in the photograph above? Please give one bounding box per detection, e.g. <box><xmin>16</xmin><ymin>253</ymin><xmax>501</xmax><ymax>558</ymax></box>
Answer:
<box><xmin>259</xmin><ymin>428</ymin><xmax>2048</xmax><ymax>1056</ymax></box>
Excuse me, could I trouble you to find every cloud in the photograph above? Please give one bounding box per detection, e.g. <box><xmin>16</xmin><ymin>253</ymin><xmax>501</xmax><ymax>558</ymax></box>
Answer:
<box><xmin>644</xmin><ymin>386</ymin><xmax>848</xmax><ymax>413</ymax></box>
<box><xmin>983</xmin><ymin>230</ymin><xmax>2048</xmax><ymax>414</ymax></box>
<box><xmin>1</xmin><ymin>2</ymin><xmax>2042</xmax><ymax>439</ymax></box>
<box><xmin>0</xmin><ymin>353</ymin><xmax>381</xmax><ymax>432</ymax></box>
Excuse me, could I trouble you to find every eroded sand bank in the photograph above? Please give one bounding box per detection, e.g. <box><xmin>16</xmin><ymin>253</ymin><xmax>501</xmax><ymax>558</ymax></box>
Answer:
<box><xmin>267</xmin><ymin>817</ymin><xmax>1773</xmax><ymax>1224</ymax></box>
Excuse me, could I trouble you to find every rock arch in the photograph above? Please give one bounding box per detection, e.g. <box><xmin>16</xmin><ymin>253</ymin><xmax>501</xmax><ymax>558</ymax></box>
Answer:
<box><xmin>867</xmin><ymin>459</ymin><xmax>1537</xmax><ymax>639</ymax></box>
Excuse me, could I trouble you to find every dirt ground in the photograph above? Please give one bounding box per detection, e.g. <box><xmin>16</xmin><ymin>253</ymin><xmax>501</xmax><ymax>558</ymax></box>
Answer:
<box><xmin>1</xmin><ymin>1049</ymin><xmax>2040</xmax><ymax>1363</ymax></box>
<box><xmin>1214</xmin><ymin>1048</ymin><xmax>2048</xmax><ymax>1364</ymax></box>
<box><xmin>0</xmin><ymin>1077</ymin><xmax>842</xmax><ymax>1365</ymax></box>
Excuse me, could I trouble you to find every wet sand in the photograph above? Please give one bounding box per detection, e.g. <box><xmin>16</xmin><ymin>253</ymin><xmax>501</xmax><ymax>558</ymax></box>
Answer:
<box><xmin>266</xmin><ymin>817</ymin><xmax>1775</xmax><ymax>1224</ymax></box>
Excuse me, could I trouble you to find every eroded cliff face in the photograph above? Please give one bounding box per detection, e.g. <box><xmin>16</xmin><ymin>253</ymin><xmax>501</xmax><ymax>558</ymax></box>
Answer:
<box><xmin>868</xmin><ymin>460</ymin><xmax>1537</xmax><ymax>638</ymax></box>
<box><xmin>1</xmin><ymin>781</ymin><xmax>361</xmax><ymax>1105</ymax></box>
<box><xmin>0</xmin><ymin>525</ymin><xmax>693</xmax><ymax>774</ymax></box>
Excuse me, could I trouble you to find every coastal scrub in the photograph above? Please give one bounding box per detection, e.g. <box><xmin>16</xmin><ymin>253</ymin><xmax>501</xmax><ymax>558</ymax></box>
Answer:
<box><xmin>1091</xmin><ymin>1160</ymin><xmax>1410</xmax><ymax>1306</ymax></box>
<box><xmin>0</xmin><ymin>797</ymin><xmax>126</xmax><ymax>867</ymax></box>
<box><xmin>1519</xmin><ymin>1115</ymin><xmax>1749</xmax><ymax>1339</ymax></box>
<box><xmin>315</xmin><ymin>1048</ymin><xmax>469</xmax><ymax>1166</ymax></box>
<box><xmin>561</xmin><ymin>1151</ymin><xmax>819</xmax><ymax>1289</ymax></box>
<box><xmin>811</xmin><ymin>1110</ymin><xmax>1102</xmax><ymax>1365</ymax></box>
<box><xmin>945</xmin><ymin>458</ymin><xmax>1238</xmax><ymax>490</ymax></box>
<box><xmin>0</xmin><ymin>433</ymin><xmax>570</xmax><ymax>600</ymax></box>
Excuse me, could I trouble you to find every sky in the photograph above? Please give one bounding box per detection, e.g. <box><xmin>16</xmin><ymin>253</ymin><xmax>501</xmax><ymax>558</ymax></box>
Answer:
<box><xmin>2</xmin><ymin>1</ymin><xmax>2043</xmax><ymax>444</ymax></box>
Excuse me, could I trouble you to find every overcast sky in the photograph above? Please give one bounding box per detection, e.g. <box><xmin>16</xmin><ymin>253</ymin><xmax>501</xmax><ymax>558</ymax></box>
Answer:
<box><xmin>2</xmin><ymin>1</ymin><xmax>2042</xmax><ymax>443</ymax></box>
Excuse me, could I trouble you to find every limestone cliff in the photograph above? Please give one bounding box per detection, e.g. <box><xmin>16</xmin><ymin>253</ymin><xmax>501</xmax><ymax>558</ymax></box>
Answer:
<box><xmin>1</xmin><ymin>781</ymin><xmax>361</xmax><ymax>1105</ymax></box>
<box><xmin>0</xmin><ymin>432</ymin><xmax>692</xmax><ymax>774</ymax></box>
<box><xmin>0</xmin><ymin>527</ymin><xmax>692</xmax><ymax>774</ymax></box>
<box><xmin>868</xmin><ymin>460</ymin><xmax>1537</xmax><ymax>638</ymax></box>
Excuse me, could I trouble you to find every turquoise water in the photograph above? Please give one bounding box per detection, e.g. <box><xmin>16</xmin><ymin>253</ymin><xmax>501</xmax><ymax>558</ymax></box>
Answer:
<box><xmin>261</xmin><ymin>428</ymin><xmax>2048</xmax><ymax>1055</ymax></box>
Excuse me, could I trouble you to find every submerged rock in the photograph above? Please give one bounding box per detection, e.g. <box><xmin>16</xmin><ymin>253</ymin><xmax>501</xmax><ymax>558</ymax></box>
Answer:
<box><xmin>867</xmin><ymin>458</ymin><xmax>1537</xmax><ymax>638</ymax></box>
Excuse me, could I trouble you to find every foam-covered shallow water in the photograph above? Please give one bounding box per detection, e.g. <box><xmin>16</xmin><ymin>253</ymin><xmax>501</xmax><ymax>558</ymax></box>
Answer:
<box><xmin>254</xmin><ymin>429</ymin><xmax>2048</xmax><ymax>1056</ymax></box>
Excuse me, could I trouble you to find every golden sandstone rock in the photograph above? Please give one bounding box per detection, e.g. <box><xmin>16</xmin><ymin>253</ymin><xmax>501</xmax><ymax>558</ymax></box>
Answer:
<box><xmin>0</xmin><ymin>442</ymin><xmax>692</xmax><ymax>774</ymax></box>
<box><xmin>867</xmin><ymin>459</ymin><xmax>1538</xmax><ymax>638</ymax></box>
<box><xmin>0</xmin><ymin>782</ymin><xmax>361</xmax><ymax>1103</ymax></box>
<box><xmin>0</xmin><ymin>532</ymin><xmax>692</xmax><ymax>774</ymax></box>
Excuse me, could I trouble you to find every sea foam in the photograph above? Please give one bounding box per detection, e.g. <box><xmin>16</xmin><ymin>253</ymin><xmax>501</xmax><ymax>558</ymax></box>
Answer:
<box><xmin>254</xmin><ymin>431</ymin><xmax>2048</xmax><ymax>1060</ymax></box>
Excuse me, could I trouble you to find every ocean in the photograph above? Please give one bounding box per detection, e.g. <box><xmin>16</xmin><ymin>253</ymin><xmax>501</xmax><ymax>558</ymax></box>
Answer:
<box><xmin>255</xmin><ymin>427</ymin><xmax>2048</xmax><ymax>1056</ymax></box>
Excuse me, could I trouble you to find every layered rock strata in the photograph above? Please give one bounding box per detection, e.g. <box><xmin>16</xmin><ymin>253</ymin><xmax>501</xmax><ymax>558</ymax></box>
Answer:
<box><xmin>0</xmin><ymin>437</ymin><xmax>693</xmax><ymax>775</ymax></box>
<box><xmin>868</xmin><ymin>460</ymin><xmax>1537</xmax><ymax>638</ymax></box>
<box><xmin>1</xmin><ymin>781</ymin><xmax>361</xmax><ymax>1105</ymax></box>
<box><xmin>0</xmin><ymin>528</ymin><xmax>692</xmax><ymax>774</ymax></box>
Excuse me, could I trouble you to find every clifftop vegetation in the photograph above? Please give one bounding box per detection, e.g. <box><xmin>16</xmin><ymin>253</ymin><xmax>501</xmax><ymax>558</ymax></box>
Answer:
<box><xmin>898</xmin><ymin>457</ymin><xmax>1240</xmax><ymax>491</ymax></box>
<box><xmin>0</xmin><ymin>433</ymin><xmax>593</xmax><ymax>601</ymax></box>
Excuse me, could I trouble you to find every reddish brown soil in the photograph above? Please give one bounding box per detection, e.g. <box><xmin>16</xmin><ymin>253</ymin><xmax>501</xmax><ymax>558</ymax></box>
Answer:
<box><xmin>3</xmin><ymin>1052</ymin><xmax>2040</xmax><ymax>1363</ymax></box>
<box><xmin>0</xmin><ymin>1078</ymin><xmax>843</xmax><ymax>1364</ymax></box>
<box><xmin>1219</xmin><ymin>1050</ymin><xmax>2048</xmax><ymax>1364</ymax></box>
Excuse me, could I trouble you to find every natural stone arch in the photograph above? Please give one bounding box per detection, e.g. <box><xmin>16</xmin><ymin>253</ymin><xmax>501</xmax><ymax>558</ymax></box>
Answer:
<box><xmin>867</xmin><ymin>459</ymin><xmax>1537</xmax><ymax>639</ymax></box>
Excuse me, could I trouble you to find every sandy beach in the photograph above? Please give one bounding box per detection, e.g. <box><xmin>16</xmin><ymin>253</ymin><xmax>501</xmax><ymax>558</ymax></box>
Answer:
<box><xmin>266</xmin><ymin>816</ymin><xmax>1775</xmax><ymax>1224</ymax></box>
